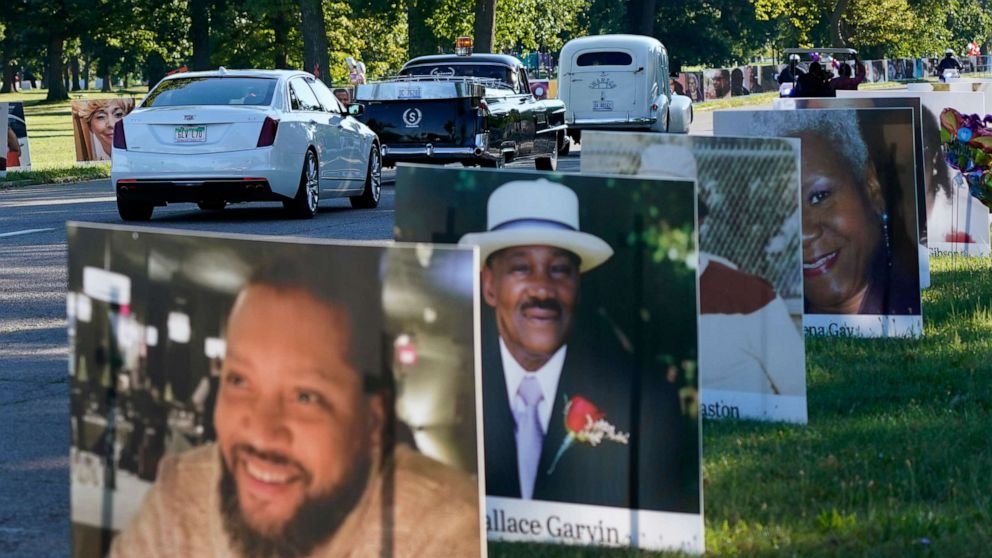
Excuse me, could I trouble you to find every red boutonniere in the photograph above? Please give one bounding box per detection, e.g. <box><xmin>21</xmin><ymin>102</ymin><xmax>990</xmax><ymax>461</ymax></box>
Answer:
<box><xmin>547</xmin><ymin>394</ymin><xmax>629</xmax><ymax>475</ymax></box>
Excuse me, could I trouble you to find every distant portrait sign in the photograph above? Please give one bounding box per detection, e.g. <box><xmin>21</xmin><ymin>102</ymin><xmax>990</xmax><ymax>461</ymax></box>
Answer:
<box><xmin>5</xmin><ymin>102</ymin><xmax>31</xmax><ymax>170</ymax></box>
<box><xmin>71</xmin><ymin>98</ymin><xmax>137</xmax><ymax>162</ymax></box>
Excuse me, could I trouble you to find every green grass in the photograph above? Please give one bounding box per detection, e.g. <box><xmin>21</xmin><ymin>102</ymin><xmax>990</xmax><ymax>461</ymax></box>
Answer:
<box><xmin>492</xmin><ymin>254</ymin><xmax>992</xmax><ymax>556</ymax></box>
<box><xmin>0</xmin><ymin>87</ymin><xmax>146</xmax><ymax>185</ymax></box>
<box><xmin>693</xmin><ymin>81</ymin><xmax>907</xmax><ymax>112</ymax></box>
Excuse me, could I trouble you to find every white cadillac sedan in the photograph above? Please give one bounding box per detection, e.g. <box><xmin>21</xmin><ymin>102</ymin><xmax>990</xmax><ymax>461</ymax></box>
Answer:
<box><xmin>111</xmin><ymin>68</ymin><xmax>381</xmax><ymax>221</ymax></box>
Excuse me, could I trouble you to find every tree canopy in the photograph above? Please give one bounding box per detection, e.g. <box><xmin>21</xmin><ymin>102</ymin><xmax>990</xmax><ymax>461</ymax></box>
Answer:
<box><xmin>2</xmin><ymin>0</ymin><xmax>991</xmax><ymax>97</ymax></box>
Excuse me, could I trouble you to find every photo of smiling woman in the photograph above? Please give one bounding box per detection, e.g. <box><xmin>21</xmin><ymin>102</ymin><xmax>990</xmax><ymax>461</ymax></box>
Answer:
<box><xmin>71</xmin><ymin>98</ymin><xmax>136</xmax><ymax>162</ymax></box>
<box><xmin>715</xmin><ymin>108</ymin><xmax>923</xmax><ymax>337</ymax></box>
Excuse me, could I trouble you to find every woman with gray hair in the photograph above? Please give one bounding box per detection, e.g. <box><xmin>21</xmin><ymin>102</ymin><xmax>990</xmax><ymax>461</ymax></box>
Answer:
<box><xmin>736</xmin><ymin>110</ymin><xmax>920</xmax><ymax>316</ymax></box>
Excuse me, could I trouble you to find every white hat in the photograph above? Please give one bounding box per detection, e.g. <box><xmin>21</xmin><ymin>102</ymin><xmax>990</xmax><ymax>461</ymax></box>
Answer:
<box><xmin>458</xmin><ymin>179</ymin><xmax>614</xmax><ymax>273</ymax></box>
<box><xmin>946</xmin><ymin>48</ymin><xmax>955</xmax><ymax>55</ymax></box>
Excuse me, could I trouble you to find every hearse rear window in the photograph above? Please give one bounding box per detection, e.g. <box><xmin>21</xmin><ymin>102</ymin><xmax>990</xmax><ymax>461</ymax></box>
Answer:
<box><xmin>576</xmin><ymin>52</ymin><xmax>633</xmax><ymax>66</ymax></box>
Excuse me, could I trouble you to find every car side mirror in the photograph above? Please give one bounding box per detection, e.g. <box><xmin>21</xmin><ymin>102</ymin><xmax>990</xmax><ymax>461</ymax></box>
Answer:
<box><xmin>348</xmin><ymin>103</ymin><xmax>364</xmax><ymax>116</ymax></box>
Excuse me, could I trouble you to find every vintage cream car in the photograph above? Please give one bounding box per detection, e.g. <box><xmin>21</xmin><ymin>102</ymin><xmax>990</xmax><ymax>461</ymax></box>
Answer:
<box><xmin>558</xmin><ymin>34</ymin><xmax>692</xmax><ymax>142</ymax></box>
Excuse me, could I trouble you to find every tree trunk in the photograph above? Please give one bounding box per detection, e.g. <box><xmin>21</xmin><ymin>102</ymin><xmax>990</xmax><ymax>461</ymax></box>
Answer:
<box><xmin>408</xmin><ymin>0</ymin><xmax>440</xmax><ymax>58</ymax></box>
<box><xmin>102</xmin><ymin>68</ymin><xmax>111</xmax><ymax>92</ymax></box>
<box><xmin>46</xmin><ymin>32</ymin><xmax>68</xmax><ymax>101</ymax></box>
<box><xmin>71</xmin><ymin>56</ymin><xmax>82</xmax><ymax>91</ymax></box>
<box><xmin>64</xmin><ymin>65</ymin><xmax>70</xmax><ymax>92</ymax></box>
<box><xmin>298</xmin><ymin>0</ymin><xmax>330</xmax><ymax>85</ymax></box>
<box><xmin>473</xmin><ymin>0</ymin><xmax>496</xmax><ymax>53</ymax></box>
<box><xmin>1</xmin><ymin>59</ymin><xmax>13</xmax><ymax>94</ymax></box>
<box><xmin>190</xmin><ymin>0</ymin><xmax>212</xmax><ymax>71</ymax></box>
<box><xmin>626</xmin><ymin>0</ymin><xmax>656</xmax><ymax>36</ymax></box>
<box><xmin>270</xmin><ymin>9</ymin><xmax>291</xmax><ymax>69</ymax></box>
<box><xmin>829</xmin><ymin>0</ymin><xmax>850</xmax><ymax>47</ymax></box>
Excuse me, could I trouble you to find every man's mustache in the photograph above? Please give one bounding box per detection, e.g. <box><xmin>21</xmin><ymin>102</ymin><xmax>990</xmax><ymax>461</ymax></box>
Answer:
<box><xmin>521</xmin><ymin>297</ymin><xmax>563</xmax><ymax>314</ymax></box>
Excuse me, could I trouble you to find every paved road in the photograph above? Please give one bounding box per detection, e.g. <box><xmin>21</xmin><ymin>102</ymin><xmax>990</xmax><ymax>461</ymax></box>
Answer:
<box><xmin>0</xmin><ymin>152</ymin><xmax>580</xmax><ymax>557</ymax></box>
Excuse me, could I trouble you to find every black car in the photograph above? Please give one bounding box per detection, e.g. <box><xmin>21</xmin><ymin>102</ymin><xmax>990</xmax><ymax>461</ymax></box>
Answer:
<box><xmin>354</xmin><ymin>53</ymin><xmax>568</xmax><ymax>170</ymax></box>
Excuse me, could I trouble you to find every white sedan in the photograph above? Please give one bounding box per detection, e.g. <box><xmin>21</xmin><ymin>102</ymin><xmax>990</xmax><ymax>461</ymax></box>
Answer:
<box><xmin>111</xmin><ymin>68</ymin><xmax>381</xmax><ymax>221</ymax></box>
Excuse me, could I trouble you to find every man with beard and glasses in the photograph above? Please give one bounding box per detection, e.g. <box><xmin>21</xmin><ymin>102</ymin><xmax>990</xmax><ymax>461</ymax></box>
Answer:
<box><xmin>459</xmin><ymin>179</ymin><xmax>633</xmax><ymax>508</ymax></box>
<box><xmin>111</xmin><ymin>253</ymin><xmax>481</xmax><ymax>558</ymax></box>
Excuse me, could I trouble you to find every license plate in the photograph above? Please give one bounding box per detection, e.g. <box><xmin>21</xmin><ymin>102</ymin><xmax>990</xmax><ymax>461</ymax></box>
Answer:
<box><xmin>593</xmin><ymin>100</ymin><xmax>614</xmax><ymax>112</ymax></box>
<box><xmin>174</xmin><ymin>125</ymin><xmax>206</xmax><ymax>143</ymax></box>
<box><xmin>398</xmin><ymin>87</ymin><xmax>422</xmax><ymax>100</ymax></box>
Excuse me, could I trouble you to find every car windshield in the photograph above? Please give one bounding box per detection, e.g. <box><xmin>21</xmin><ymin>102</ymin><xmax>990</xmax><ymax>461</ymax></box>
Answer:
<box><xmin>400</xmin><ymin>64</ymin><xmax>514</xmax><ymax>86</ymax></box>
<box><xmin>143</xmin><ymin>77</ymin><xmax>277</xmax><ymax>107</ymax></box>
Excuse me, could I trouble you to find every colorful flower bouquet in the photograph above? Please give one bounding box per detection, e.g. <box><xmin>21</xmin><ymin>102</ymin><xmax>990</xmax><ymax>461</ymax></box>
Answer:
<box><xmin>940</xmin><ymin>107</ymin><xmax>992</xmax><ymax>209</ymax></box>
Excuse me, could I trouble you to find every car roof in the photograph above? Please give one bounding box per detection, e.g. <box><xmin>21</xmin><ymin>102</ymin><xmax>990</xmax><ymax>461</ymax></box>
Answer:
<box><xmin>562</xmin><ymin>34</ymin><xmax>664</xmax><ymax>52</ymax></box>
<box><xmin>403</xmin><ymin>54</ymin><xmax>524</xmax><ymax>69</ymax></box>
<box><xmin>161</xmin><ymin>68</ymin><xmax>309</xmax><ymax>81</ymax></box>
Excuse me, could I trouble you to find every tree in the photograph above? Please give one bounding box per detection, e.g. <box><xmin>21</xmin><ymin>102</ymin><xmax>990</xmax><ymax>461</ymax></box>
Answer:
<box><xmin>658</xmin><ymin>0</ymin><xmax>778</xmax><ymax>66</ymax></box>
<box><xmin>190</xmin><ymin>0</ymin><xmax>212</xmax><ymax>70</ymax></box>
<box><xmin>299</xmin><ymin>0</ymin><xmax>330</xmax><ymax>83</ymax></box>
<box><xmin>626</xmin><ymin>0</ymin><xmax>656</xmax><ymax>36</ymax></box>
<box><xmin>408</xmin><ymin>0</ymin><xmax>443</xmax><ymax>58</ymax></box>
<box><xmin>473</xmin><ymin>0</ymin><xmax>496</xmax><ymax>53</ymax></box>
<box><xmin>429</xmin><ymin>0</ymin><xmax>591</xmax><ymax>53</ymax></box>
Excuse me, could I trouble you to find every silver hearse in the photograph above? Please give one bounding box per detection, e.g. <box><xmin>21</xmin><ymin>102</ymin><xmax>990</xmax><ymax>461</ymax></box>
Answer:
<box><xmin>558</xmin><ymin>34</ymin><xmax>692</xmax><ymax>142</ymax></box>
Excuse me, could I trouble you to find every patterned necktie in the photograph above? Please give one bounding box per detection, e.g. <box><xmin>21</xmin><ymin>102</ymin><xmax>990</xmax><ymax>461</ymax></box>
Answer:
<box><xmin>515</xmin><ymin>375</ymin><xmax>544</xmax><ymax>499</ymax></box>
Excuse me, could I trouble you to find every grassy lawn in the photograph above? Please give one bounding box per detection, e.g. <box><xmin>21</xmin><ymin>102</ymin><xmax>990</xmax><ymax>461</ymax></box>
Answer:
<box><xmin>492</xmin><ymin>253</ymin><xmax>992</xmax><ymax>556</ymax></box>
<box><xmin>0</xmin><ymin>87</ymin><xmax>146</xmax><ymax>185</ymax></box>
<box><xmin>693</xmin><ymin>81</ymin><xmax>907</xmax><ymax>112</ymax></box>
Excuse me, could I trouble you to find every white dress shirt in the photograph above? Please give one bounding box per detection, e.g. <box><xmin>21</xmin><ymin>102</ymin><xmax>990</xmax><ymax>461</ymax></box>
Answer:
<box><xmin>499</xmin><ymin>337</ymin><xmax>567</xmax><ymax>436</ymax></box>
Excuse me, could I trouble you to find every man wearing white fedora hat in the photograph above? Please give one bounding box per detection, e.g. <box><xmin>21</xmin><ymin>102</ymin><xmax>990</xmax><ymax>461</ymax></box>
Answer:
<box><xmin>460</xmin><ymin>178</ymin><xmax>634</xmax><ymax>507</ymax></box>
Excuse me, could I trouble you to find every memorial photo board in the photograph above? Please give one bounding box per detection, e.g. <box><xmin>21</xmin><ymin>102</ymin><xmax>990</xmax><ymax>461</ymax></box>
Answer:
<box><xmin>394</xmin><ymin>166</ymin><xmax>704</xmax><ymax>553</ymax></box>
<box><xmin>68</xmin><ymin>224</ymin><xmax>485</xmax><ymax>557</ymax></box>
<box><xmin>5</xmin><ymin>102</ymin><xmax>31</xmax><ymax>170</ymax></box>
<box><xmin>704</xmin><ymin>69</ymin><xmax>730</xmax><ymax>100</ymax></box>
<box><xmin>71</xmin><ymin>98</ymin><xmax>137</xmax><ymax>163</ymax></box>
<box><xmin>837</xmin><ymin>88</ymin><xmax>991</xmax><ymax>256</ymax></box>
<box><xmin>581</xmin><ymin>132</ymin><xmax>808</xmax><ymax>423</ymax></box>
<box><xmin>774</xmin><ymin>96</ymin><xmax>931</xmax><ymax>288</ymax></box>
<box><xmin>0</xmin><ymin>103</ymin><xmax>6</xmax><ymax>177</ymax></box>
<box><xmin>715</xmin><ymin>108</ymin><xmax>924</xmax><ymax>338</ymax></box>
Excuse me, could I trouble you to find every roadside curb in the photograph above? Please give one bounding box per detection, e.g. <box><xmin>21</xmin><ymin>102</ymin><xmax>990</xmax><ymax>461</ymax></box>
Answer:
<box><xmin>0</xmin><ymin>177</ymin><xmax>109</xmax><ymax>190</ymax></box>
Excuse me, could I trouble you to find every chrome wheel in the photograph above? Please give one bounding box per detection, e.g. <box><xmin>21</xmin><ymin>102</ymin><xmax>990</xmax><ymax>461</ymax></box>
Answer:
<box><xmin>351</xmin><ymin>146</ymin><xmax>382</xmax><ymax>209</ymax></box>
<box><xmin>285</xmin><ymin>149</ymin><xmax>319</xmax><ymax>219</ymax></box>
<box><xmin>304</xmin><ymin>150</ymin><xmax>319</xmax><ymax>214</ymax></box>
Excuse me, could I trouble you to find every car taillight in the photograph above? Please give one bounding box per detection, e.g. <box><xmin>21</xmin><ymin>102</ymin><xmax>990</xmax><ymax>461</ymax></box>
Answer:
<box><xmin>257</xmin><ymin>116</ymin><xmax>279</xmax><ymax>147</ymax></box>
<box><xmin>113</xmin><ymin>120</ymin><xmax>127</xmax><ymax>150</ymax></box>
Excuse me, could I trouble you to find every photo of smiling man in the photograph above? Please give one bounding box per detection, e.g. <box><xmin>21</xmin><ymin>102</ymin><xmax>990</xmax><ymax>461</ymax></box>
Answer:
<box><xmin>394</xmin><ymin>167</ymin><xmax>703</xmax><ymax>553</ymax></box>
<box><xmin>67</xmin><ymin>226</ymin><xmax>483</xmax><ymax>558</ymax></box>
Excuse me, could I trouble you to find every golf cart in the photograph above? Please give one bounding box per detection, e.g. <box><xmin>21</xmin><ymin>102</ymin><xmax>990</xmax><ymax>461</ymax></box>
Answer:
<box><xmin>778</xmin><ymin>47</ymin><xmax>859</xmax><ymax>98</ymax></box>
